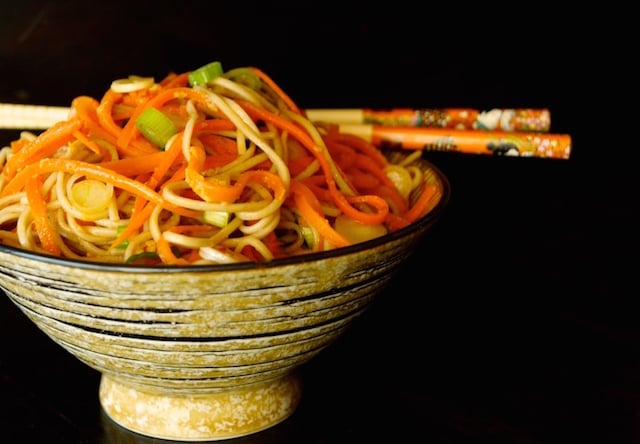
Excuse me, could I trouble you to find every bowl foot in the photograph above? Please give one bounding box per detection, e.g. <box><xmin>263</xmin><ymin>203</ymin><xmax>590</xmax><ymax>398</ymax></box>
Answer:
<box><xmin>99</xmin><ymin>373</ymin><xmax>302</xmax><ymax>441</ymax></box>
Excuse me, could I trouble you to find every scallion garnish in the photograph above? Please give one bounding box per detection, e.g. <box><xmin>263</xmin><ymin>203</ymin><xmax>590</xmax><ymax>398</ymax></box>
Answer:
<box><xmin>203</xmin><ymin>210</ymin><xmax>230</xmax><ymax>228</ymax></box>
<box><xmin>188</xmin><ymin>61</ymin><xmax>224</xmax><ymax>87</ymax></box>
<box><xmin>135</xmin><ymin>107</ymin><xmax>177</xmax><ymax>148</ymax></box>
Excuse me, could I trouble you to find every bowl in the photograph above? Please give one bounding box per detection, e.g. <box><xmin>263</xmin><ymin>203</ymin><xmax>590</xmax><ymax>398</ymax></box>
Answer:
<box><xmin>0</xmin><ymin>150</ymin><xmax>449</xmax><ymax>441</ymax></box>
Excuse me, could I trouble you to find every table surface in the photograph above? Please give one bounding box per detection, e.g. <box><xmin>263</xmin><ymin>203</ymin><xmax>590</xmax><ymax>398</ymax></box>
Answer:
<box><xmin>0</xmin><ymin>2</ymin><xmax>635</xmax><ymax>443</ymax></box>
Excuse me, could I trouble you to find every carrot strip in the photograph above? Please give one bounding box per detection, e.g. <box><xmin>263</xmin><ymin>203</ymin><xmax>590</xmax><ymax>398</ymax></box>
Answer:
<box><xmin>9</xmin><ymin>138</ymin><xmax>30</xmax><ymax>154</ymax></box>
<box><xmin>101</xmin><ymin>151</ymin><xmax>169</xmax><ymax>177</ymax></box>
<box><xmin>290</xmin><ymin>181</ymin><xmax>350</xmax><ymax>248</ymax></box>
<box><xmin>324</xmin><ymin>138</ymin><xmax>357</xmax><ymax>170</ymax></box>
<box><xmin>344</xmin><ymin>195</ymin><xmax>389</xmax><ymax>224</ymax></box>
<box><xmin>185</xmin><ymin>145</ymin><xmax>240</xmax><ymax>202</ymax></box>
<box><xmin>71</xmin><ymin>96</ymin><xmax>101</xmax><ymax>120</ymax></box>
<box><xmin>1</xmin><ymin>158</ymin><xmax>197</xmax><ymax>219</ymax></box>
<box><xmin>96</xmin><ymin>89</ymin><xmax>124</xmax><ymax>139</ymax></box>
<box><xmin>2</xmin><ymin>118</ymin><xmax>82</xmax><ymax>181</ymax></box>
<box><xmin>186</xmin><ymin>144</ymin><xmax>286</xmax><ymax>204</ymax></box>
<box><xmin>262</xmin><ymin>231</ymin><xmax>284</xmax><ymax>258</ymax></box>
<box><xmin>324</xmin><ymin>131</ymin><xmax>388</xmax><ymax>169</ymax></box>
<box><xmin>25</xmin><ymin>175</ymin><xmax>61</xmax><ymax>255</ymax></box>
<box><xmin>156</xmin><ymin>234</ymin><xmax>189</xmax><ymax>265</ymax></box>
<box><xmin>71</xmin><ymin>96</ymin><xmax>120</xmax><ymax>148</ymax></box>
<box><xmin>345</xmin><ymin>171</ymin><xmax>380</xmax><ymax>190</ymax></box>
<box><xmin>193</xmin><ymin>119</ymin><xmax>236</xmax><ymax>133</ymax></box>
<box><xmin>109</xmin><ymin>201</ymin><xmax>155</xmax><ymax>249</ymax></box>
<box><xmin>72</xmin><ymin>130</ymin><xmax>103</xmax><ymax>157</ymax></box>
<box><xmin>352</xmin><ymin>154</ymin><xmax>396</xmax><ymax>188</ymax></box>
<box><xmin>287</xmin><ymin>154</ymin><xmax>316</xmax><ymax>176</ymax></box>
<box><xmin>403</xmin><ymin>184</ymin><xmax>438</xmax><ymax>223</ymax></box>
<box><xmin>198</xmin><ymin>133</ymin><xmax>238</xmax><ymax>156</ymax></box>
<box><xmin>248</xmin><ymin>66</ymin><xmax>302</xmax><ymax>114</ymax></box>
<box><xmin>385</xmin><ymin>212</ymin><xmax>410</xmax><ymax>231</ymax></box>
<box><xmin>97</xmin><ymin>89</ymin><xmax>157</xmax><ymax>157</ymax></box>
<box><xmin>237</xmin><ymin>99</ymin><xmax>389</xmax><ymax>225</ymax></box>
<box><xmin>147</xmin><ymin>132</ymin><xmax>184</xmax><ymax>190</ymax></box>
<box><xmin>160</xmin><ymin>71</ymin><xmax>190</xmax><ymax>88</ymax></box>
<box><xmin>373</xmin><ymin>184</ymin><xmax>409</xmax><ymax>215</ymax></box>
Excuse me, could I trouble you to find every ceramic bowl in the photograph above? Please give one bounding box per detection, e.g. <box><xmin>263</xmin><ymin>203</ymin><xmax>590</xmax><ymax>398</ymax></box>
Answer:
<box><xmin>0</xmin><ymin>150</ymin><xmax>450</xmax><ymax>441</ymax></box>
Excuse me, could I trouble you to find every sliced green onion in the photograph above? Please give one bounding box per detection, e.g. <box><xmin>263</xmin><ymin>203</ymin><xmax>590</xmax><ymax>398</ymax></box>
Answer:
<box><xmin>69</xmin><ymin>179</ymin><xmax>113</xmax><ymax>214</ymax></box>
<box><xmin>135</xmin><ymin>107</ymin><xmax>177</xmax><ymax>148</ymax></box>
<box><xmin>125</xmin><ymin>246</ymin><xmax>181</xmax><ymax>265</ymax></box>
<box><xmin>188</xmin><ymin>61</ymin><xmax>224</xmax><ymax>87</ymax></box>
<box><xmin>125</xmin><ymin>251</ymin><xmax>160</xmax><ymax>264</ymax></box>
<box><xmin>300</xmin><ymin>225</ymin><xmax>317</xmax><ymax>249</ymax></box>
<box><xmin>115</xmin><ymin>226</ymin><xmax>129</xmax><ymax>249</ymax></box>
<box><xmin>203</xmin><ymin>210</ymin><xmax>230</xmax><ymax>228</ymax></box>
<box><xmin>223</xmin><ymin>67</ymin><xmax>261</xmax><ymax>90</ymax></box>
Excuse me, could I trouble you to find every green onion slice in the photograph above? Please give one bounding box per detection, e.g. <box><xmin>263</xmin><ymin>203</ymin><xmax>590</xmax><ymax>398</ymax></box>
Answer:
<box><xmin>223</xmin><ymin>67</ymin><xmax>261</xmax><ymax>90</ymax></box>
<box><xmin>203</xmin><ymin>210</ymin><xmax>230</xmax><ymax>228</ymax></box>
<box><xmin>135</xmin><ymin>107</ymin><xmax>177</xmax><ymax>148</ymax></box>
<box><xmin>188</xmin><ymin>61</ymin><xmax>224</xmax><ymax>87</ymax></box>
<box><xmin>125</xmin><ymin>251</ymin><xmax>160</xmax><ymax>264</ymax></box>
<box><xmin>115</xmin><ymin>226</ymin><xmax>129</xmax><ymax>249</ymax></box>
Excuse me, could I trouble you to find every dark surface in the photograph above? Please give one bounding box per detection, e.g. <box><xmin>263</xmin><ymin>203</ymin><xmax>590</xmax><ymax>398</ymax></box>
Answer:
<box><xmin>0</xmin><ymin>1</ymin><xmax>636</xmax><ymax>443</ymax></box>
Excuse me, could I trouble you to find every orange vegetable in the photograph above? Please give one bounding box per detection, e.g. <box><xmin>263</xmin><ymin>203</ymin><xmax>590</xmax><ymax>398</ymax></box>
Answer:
<box><xmin>290</xmin><ymin>180</ymin><xmax>350</xmax><ymax>248</ymax></box>
<box><xmin>25</xmin><ymin>175</ymin><xmax>61</xmax><ymax>255</ymax></box>
<box><xmin>2</xmin><ymin>118</ymin><xmax>82</xmax><ymax>181</ymax></box>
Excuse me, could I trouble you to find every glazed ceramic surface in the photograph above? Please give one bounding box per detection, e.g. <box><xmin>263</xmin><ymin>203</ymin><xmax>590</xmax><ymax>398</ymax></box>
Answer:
<box><xmin>0</xmin><ymin>153</ymin><xmax>449</xmax><ymax>441</ymax></box>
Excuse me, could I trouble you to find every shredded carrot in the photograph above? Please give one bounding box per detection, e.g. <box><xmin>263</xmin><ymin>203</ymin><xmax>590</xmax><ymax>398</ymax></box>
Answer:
<box><xmin>248</xmin><ymin>66</ymin><xmax>302</xmax><ymax>114</ymax></box>
<box><xmin>161</xmin><ymin>71</ymin><xmax>190</xmax><ymax>88</ymax></box>
<box><xmin>109</xmin><ymin>201</ymin><xmax>155</xmax><ymax>249</ymax></box>
<box><xmin>186</xmin><ymin>144</ymin><xmax>285</xmax><ymax>204</ymax></box>
<box><xmin>25</xmin><ymin>175</ymin><xmax>61</xmax><ymax>255</ymax></box>
<box><xmin>147</xmin><ymin>132</ymin><xmax>184</xmax><ymax>190</ymax></box>
<box><xmin>1</xmin><ymin>158</ymin><xmax>197</xmax><ymax>218</ymax></box>
<box><xmin>96</xmin><ymin>89</ymin><xmax>124</xmax><ymax>139</ymax></box>
<box><xmin>72</xmin><ymin>129</ymin><xmax>103</xmax><ymax>157</ymax></box>
<box><xmin>10</xmin><ymin>138</ymin><xmax>30</xmax><ymax>154</ymax></box>
<box><xmin>193</xmin><ymin>119</ymin><xmax>236</xmax><ymax>133</ymax></box>
<box><xmin>156</xmin><ymin>234</ymin><xmax>189</xmax><ymax>265</ymax></box>
<box><xmin>2</xmin><ymin>118</ymin><xmax>82</xmax><ymax>181</ymax></box>
<box><xmin>404</xmin><ymin>184</ymin><xmax>439</xmax><ymax>223</ymax></box>
<box><xmin>324</xmin><ymin>130</ymin><xmax>388</xmax><ymax>169</ymax></box>
<box><xmin>101</xmin><ymin>151</ymin><xmax>169</xmax><ymax>177</ymax></box>
<box><xmin>71</xmin><ymin>96</ymin><xmax>120</xmax><ymax>147</ymax></box>
<box><xmin>290</xmin><ymin>180</ymin><xmax>350</xmax><ymax>248</ymax></box>
<box><xmin>236</xmin><ymin>99</ymin><xmax>389</xmax><ymax>225</ymax></box>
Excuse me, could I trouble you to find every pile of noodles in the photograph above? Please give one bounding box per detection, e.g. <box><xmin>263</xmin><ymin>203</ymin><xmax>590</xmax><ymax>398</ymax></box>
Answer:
<box><xmin>0</xmin><ymin>62</ymin><xmax>439</xmax><ymax>265</ymax></box>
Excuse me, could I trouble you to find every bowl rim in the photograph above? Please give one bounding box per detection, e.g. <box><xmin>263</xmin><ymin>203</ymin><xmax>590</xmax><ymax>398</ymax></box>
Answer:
<box><xmin>0</xmin><ymin>159</ymin><xmax>451</xmax><ymax>273</ymax></box>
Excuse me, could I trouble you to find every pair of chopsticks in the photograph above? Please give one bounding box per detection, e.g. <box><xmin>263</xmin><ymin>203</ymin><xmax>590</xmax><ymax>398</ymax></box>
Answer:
<box><xmin>0</xmin><ymin>104</ymin><xmax>571</xmax><ymax>159</ymax></box>
<box><xmin>307</xmin><ymin>108</ymin><xmax>570</xmax><ymax>160</ymax></box>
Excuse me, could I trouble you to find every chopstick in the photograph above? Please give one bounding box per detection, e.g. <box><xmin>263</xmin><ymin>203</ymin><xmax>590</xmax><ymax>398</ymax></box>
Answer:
<box><xmin>0</xmin><ymin>103</ymin><xmax>70</xmax><ymax>130</ymax></box>
<box><xmin>305</xmin><ymin>108</ymin><xmax>551</xmax><ymax>132</ymax></box>
<box><xmin>339</xmin><ymin>124</ymin><xmax>571</xmax><ymax>160</ymax></box>
<box><xmin>1</xmin><ymin>104</ymin><xmax>550</xmax><ymax>132</ymax></box>
<box><xmin>0</xmin><ymin>103</ymin><xmax>570</xmax><ymax>159</ymax></box>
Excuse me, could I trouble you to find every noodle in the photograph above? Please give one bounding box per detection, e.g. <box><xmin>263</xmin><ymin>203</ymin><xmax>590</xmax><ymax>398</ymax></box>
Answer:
<box><xmin>0</xmin><ymin>62</ymin><xmax>439</xmax><ymax>265</ymax></box>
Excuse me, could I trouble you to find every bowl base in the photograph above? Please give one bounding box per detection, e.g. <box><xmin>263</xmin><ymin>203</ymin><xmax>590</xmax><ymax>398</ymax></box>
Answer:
<box><xmin>99</xmin><ymin>373</ymin><xmax>302</xmax><ymax>441</ymax></box>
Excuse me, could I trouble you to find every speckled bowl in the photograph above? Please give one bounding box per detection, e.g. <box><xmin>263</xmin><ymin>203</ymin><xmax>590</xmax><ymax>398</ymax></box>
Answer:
<box><xmin>0</xmin><ymin>151</ymin><xmax>449</xmax><ymax>441</ymax></box>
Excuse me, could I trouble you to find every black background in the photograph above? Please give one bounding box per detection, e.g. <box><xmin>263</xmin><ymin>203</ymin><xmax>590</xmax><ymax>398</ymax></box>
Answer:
<box><xmin>0</xmin><ymin>1</ymin><xmax>636</xmax><ymax>443</ymax></box>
